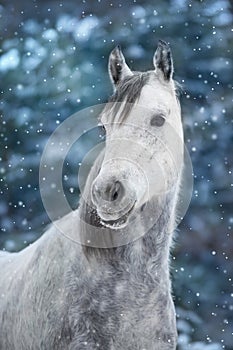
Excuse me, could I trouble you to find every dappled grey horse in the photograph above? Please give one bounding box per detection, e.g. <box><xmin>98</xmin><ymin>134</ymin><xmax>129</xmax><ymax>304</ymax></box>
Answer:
<box><xmin>0</xmin><ymin>41</ymin><xmax>184</xmax><ymax>349</ymax></box>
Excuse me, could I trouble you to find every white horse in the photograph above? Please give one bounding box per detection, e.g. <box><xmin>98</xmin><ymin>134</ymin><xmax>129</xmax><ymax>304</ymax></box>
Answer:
<box><xmin>0</xmin><ymin>41</ymin><xmax>184</xmax><ymax>349</ymax></box>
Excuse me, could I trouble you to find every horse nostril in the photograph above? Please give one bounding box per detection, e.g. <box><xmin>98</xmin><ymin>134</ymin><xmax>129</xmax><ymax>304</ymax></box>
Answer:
<box><xmin>112</xmin><ymin>190</ymin><xmax>118</xmax><ymax>201</ymax></box>
<box><xmin>92</xmin><ymin>179</ymin><xmax>124</xmax><ymax>204</ymax></box>
<box><xmin>104</xmin><ymin>180</ymin><xmax>123</xmax><ymax>202</ymax></box>
<box><xmin>110</xmin><ymin>181</ymin><xmax>122</xmax><ymax>202</ymax></box>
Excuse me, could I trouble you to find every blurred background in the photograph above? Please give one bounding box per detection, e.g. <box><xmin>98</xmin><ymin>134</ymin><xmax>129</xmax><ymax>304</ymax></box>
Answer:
<box><xmin>0</xmin><ymin>0</ymin><xmax>232</xmax><ymax>348</ymax></box>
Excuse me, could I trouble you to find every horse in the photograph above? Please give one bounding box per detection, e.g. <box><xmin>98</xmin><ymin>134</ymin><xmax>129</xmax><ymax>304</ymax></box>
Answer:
<box><xmin>0</xmin><ymin>40</ymin><xmax>184</xmax><ymax>349</ymax></box>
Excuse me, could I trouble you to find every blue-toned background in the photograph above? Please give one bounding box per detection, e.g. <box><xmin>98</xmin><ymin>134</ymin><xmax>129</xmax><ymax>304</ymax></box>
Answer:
<box><xmin>0</xmin><ymin>0</ymin><xmax>232</xmax><ymax>348</ymax></box>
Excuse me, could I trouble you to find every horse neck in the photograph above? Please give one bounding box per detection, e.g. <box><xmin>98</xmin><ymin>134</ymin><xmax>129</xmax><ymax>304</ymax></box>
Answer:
<box><xmin>123</xmin><ymin>190</ymin><xmax>177</xmax><ymax>271</ymax></box>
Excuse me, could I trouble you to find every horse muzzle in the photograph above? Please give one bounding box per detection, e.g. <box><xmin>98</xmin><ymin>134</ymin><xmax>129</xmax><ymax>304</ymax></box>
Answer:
<box><xmin>91</xmin><ymin>176</ymin><xmax>137</xmax><ymax>229</ymax></box>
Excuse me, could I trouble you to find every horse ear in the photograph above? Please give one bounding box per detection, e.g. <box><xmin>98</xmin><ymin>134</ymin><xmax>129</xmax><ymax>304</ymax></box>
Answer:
<box><xmin>108</xmin><ymin>45</ymin><xmax>133</xmax><ymax>86</ymax></box>
<box><xmin>153</xmin><ymin>40</ymin><xmax>173</xmax><ymax>81</ymax></box>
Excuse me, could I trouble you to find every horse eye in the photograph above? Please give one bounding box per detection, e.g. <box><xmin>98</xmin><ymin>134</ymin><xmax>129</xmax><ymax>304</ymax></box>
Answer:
<box><xmin>150</xmin><ymin>114</ymin><xmax>166</xmax><ymax>127</ymax></box>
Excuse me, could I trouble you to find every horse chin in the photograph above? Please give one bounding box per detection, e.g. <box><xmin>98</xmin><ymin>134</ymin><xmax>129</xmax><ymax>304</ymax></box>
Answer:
<box><xmin>99</xmin><ymin>202</ymin><xmax>136</xmax><ymax>230</ymax></box>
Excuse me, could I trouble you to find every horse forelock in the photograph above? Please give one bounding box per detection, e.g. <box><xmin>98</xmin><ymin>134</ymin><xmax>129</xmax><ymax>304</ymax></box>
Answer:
<box><xmin>104</xmin><ymin>72</ymin><xmax>150</xmax><ymax>124</ymax></box>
